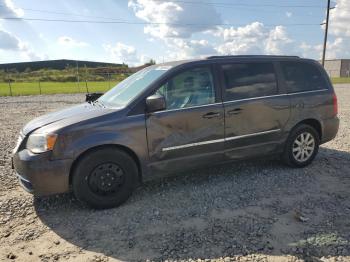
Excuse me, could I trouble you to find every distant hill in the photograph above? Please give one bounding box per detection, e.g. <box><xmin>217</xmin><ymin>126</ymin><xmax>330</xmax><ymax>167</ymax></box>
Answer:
<box><xmin>0</xmin><ymin>59</ymin><xmax>124</xmax><ymax>72</ymax></box>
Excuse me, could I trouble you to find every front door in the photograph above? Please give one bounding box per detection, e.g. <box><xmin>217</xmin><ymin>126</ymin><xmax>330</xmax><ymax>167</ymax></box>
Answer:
<box><xmin>146</xmin><ymin>65</ymin><xmax>225</xmax><ymax>173</ymax></box>
<box><xmin>219</xmin><ymin>61</ymin><xmax>290</xmax><ymax>159</ymax></box>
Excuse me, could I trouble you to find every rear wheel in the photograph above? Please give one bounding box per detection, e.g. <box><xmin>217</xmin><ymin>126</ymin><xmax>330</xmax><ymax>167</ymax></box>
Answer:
<box><xmin>282</xmin><ymin>124</ymin><xmax>320</xmax><ymax>168</ymax></box>
<box><xmin>72</xmin><ymin>148</ymin><xmax>138</xmax><ymax>209</ymax></box>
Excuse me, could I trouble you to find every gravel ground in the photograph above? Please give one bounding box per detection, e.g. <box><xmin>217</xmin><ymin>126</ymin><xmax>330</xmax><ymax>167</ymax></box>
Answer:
<box><xmin>0</xmin><ymin>86</ymin><xmax>350</xmax><ymax>262</ymax></box>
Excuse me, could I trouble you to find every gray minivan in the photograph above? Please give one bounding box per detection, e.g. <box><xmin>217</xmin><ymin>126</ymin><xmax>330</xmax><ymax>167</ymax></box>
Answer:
<box><xmin>12</xmin><ymin>55</ymin><xmax>339</xmax><ymax>209</ymax></box>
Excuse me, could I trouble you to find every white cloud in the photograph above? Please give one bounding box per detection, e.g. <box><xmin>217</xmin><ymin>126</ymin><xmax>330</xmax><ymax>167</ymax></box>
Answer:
<box><xmin>128</xmin><ymin>0</ymin><xmax>221</xmax><ymax>39</ymax></box>
<box><xmin>104</xmin><ymin>42</ymin><xmax>145</xmax><ymax>65</ymax></box>
<box><xmin>128</xmin><ymin>0</ymin><xmax>319</xmax><ymax>61</ymax></box>
<box><xmin>162</xmin><ymin>23</ymin><xmax>293</xmax><ymax>61</ymax></box>
<box><xmin>329</xmin><ymin>0</ymin><xmax>350</xmax><ymax>37</ymax></box>
<box><xmin>265</xmin><ymin>26</ymin><xmax>293</xmax><ymax>54</ymax></box>
<box><xmin>0</xmin><ymin>28</ymin><xmax>21</xmax><ymax>50</ymax></box>
<box><xmin>164</xmin><ymin>38</ymin><xmax>217</xmax><ymax>60</ymax></box>
<box><xmin>0</xmin><ymin>28</ymin><xmax>44</xmax><ymax>61</ymax></box>
<box><xmin>215</xmin><ymin>22</ymin><xmax>292</xmax><ymax>56</ymax></box>
<box><xmin>297</xmin><ymin>0</ymin><xmax>350</xmax><ymax>60</ymax></box>
<box><xmin>317</xmin><ymin>0</ymin><xmax>350</xmax><ymax>59</ymax></box>
<box><xmin>325</xmin><ymin>37</ymin><xmax>350</xmax><ymax>59</ymax></box>
<box><xmin>0</xmin><ymin>0</ymin><xmax>24</xmax><ymax>17</ymax></box>
<box><xmin>57</xmin><ymin>36</ymin><xmax>89</xmax><ymax>47</ymax></box>
<box><xmin>299</xmin><ymin>42</ymin><xmax>322</xmax><ymax>58</ymax></box>
<box><xmin>299</xmin><ymin>38</ymin><xmax>350</xmax><ymax>60</ymax></box>
<box><xmin>126</xmin><ymin>0</ymin><xmax>350</xmax><ymax>61</ymax></box>
<box><xmin>0</xmin><ymin>0</ymin><xmax>46</xmax><ymax>62</ymax></box>
<box><xmin>128</xmin><ymin>0</ymin><xmax>221</xmax><ymax>62</ymax></box>
<box><xmin>20</xmin><ymin>44</ymin><xmax>46</xmax><ymax>61</ymax></box>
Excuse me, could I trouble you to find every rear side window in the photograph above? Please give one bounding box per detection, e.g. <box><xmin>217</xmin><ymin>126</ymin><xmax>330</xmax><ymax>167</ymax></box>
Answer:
<box><xmin>221</xmin><ymin>63</ymin><xmax>277</xmax><ymax>101</ymax></box>
<box><xmin>280</xmin><ymin>61</ymin><xmax>328</xmax><ymax>93</ymax></box>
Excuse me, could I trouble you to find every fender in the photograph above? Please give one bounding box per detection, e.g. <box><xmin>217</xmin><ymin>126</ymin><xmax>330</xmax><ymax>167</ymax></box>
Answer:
<box><xmin>52</xmin><ymin>114</ymin><xmax>150</xmax><ymax>178</ymax></box>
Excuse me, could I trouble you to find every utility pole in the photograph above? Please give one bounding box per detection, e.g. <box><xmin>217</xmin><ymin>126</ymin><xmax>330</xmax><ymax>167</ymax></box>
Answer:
<box><xmin>321</xmin><ymin>0</ymin><xmax>331</xmax><ymax>67</ymax></box>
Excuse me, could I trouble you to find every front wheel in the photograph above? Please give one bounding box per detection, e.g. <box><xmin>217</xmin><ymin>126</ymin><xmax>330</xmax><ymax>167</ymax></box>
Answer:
<box><xmin>72</xmin><ymin>148</ymin><xmax>138</xmax><ymax>209</ymax></box>
<box><xmin>282</xmin><ymin>124</ymin><xmax>320</xmax><ymax>168</ymax></box>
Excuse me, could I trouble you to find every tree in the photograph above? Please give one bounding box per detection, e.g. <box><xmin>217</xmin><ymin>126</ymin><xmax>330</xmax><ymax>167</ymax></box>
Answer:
<box><xmin>148</xmin><ymin>59</ymin><xmax>156</xmax><ymax>65</ymax></box>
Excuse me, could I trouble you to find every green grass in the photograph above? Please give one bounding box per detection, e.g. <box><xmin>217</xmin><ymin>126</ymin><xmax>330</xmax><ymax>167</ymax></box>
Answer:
<box><xmin>0</xmin><ymin>81</ymin><xmax>119</xmax><ymax>96</ymax></box>
<box><xmin>331</xmin><ymin>77</ymin><xmax>350</xmax><ymax>84</ymax></box>
<box><xmin>1</xmin><ymin>78</ymin><xmax>349</xmax><ymax>97</ymax></box>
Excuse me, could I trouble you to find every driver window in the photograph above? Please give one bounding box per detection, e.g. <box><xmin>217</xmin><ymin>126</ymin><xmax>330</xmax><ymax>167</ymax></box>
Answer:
<box><xmin>156</xmin><ymin>67</ymin><xmax>215</xmax><ymax>110</ymax></box>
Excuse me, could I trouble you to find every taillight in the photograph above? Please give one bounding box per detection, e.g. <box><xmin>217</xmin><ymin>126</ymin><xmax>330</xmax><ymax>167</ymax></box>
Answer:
<box><xmin>333</xmin><ymin>93</ymin><xmax>338</xmax><ymax>116</ymax></box>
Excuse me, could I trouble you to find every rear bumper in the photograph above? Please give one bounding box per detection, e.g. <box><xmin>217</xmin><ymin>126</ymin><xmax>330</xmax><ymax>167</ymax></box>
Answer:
<box><xmin>12</xmin><ymin>149</ymin><xmax>72</xmax><ymax>196</ymax></box>
<box><xmin>321</xmin><ymin>116</ymin><xmax>340</xmax><ymax>144</ymax></box>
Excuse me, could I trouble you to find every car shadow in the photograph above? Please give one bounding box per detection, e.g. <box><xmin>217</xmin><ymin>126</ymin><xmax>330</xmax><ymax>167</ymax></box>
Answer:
<box><xmin>34</xmin><ymin>147</ymin><xmax>350</xmax><ymax>261</ymax></box>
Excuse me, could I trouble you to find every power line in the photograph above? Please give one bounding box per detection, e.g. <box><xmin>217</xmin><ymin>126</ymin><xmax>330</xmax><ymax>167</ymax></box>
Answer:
<box><xmin>0</xmin><ymin>17</ymin><xmax>323</xmax><ymax>27</ymax></box>
<box><xmin>152</xmin><ymin>0</ymin><xmax>327</xmax><ymax>8</ymax></box>
<box><xmin>0</xmin><ymin>4</ymin><xmax>128</xmax><ymax>21</ymax></box>
<box><xmin>0</xmin><ymin>2</ymin><xmax>332</xmax><ymax>21</ymax></box>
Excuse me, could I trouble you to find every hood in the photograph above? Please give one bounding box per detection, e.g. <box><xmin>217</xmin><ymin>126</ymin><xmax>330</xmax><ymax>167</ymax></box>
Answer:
<box><xmin>22</xmin><ymin>102</ymin><xmax>115</xmax><ymax>135</ymax></box>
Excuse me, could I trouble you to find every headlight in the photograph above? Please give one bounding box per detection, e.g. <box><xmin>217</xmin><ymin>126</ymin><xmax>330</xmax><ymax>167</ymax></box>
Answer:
<box><xmin>26</xmin><ymin>133</ymin><xmax>58</xmax><ymax>153</ymax></box>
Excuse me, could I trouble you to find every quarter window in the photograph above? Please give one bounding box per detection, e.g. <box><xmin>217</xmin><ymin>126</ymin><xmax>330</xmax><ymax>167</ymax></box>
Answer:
<box><xmin>221</xmin><ymin>63</ymin><xmax>278</xmax><ymax>101</ymax></box>
<box><xmin>156</xmin><ymin>67</ymin><xmax>215</xmax><ymax>110</ymax></box>
<box><xmin>281</xmin><ymin>61</ymin><xmax>327</xmax><ymax>93</ymax></box>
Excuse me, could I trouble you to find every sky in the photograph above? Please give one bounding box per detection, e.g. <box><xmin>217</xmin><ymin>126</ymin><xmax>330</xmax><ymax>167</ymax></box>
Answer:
<box><xmin>0</xmin><ymin>0</ymin><xmax>349</xmax><ymax>65</ymax></box>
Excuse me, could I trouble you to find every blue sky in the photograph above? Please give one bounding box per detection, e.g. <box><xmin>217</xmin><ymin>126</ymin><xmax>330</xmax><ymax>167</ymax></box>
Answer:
<box><xmin>0</xmin><ymin>0</ymin><xmax>349</xmax><ymax>65</ymax></box>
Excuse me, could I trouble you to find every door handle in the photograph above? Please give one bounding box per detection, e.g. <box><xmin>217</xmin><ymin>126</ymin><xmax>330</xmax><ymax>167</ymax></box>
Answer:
<box><xmin>227</xmin><ymin>108</ymin><xmax>243</xmax><ymax>115</ymax></box>
<box><xmin>295</xmin><ymin>102</ymin><xmax>304</xmax><ymax>109</ymax></box>
<box><xmin>203</xmin><ymin>112</ymin><xmax>221</xmax><ymax>119</ymax></box>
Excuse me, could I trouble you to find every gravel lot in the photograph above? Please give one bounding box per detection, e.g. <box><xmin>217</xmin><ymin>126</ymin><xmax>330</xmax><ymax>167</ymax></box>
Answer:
<box><xmin>1</xmin><ymin>86</ymin><xmax>350</xmax><ymax>262</ymax></box>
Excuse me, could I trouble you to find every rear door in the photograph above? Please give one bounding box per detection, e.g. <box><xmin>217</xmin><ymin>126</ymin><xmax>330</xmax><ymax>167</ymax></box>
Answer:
<box><xmin>146</xmin><ymin>65</ymin><xmax>225</xmax><ymax>173</ymax></box>
<box><xmin>219</xmin><ymin>61</ymin><xmax>290</xmax><ymax>159</ymax></box>
<box><xmin>279</xmin><ymin>61</ymin><xmax>333</xmax><ymax>126</ymax></box>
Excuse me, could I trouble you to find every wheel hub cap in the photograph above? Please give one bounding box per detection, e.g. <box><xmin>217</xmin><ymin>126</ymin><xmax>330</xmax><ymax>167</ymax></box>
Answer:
<box><xmin>292</xmin><ymin>132</ymin><xmax>315</xmax><ymax>162</ymax></box>
<box><xmin>88</xmin><ymin>163</ymin><xmax>124</xmax><ymax>195</ymax></box>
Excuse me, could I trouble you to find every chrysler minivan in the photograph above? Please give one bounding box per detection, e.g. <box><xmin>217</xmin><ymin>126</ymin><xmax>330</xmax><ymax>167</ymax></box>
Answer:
<box><xmin>12</xmin><ymin>56</ymin><xmax>339</xmax><ymax>208</ymax></box>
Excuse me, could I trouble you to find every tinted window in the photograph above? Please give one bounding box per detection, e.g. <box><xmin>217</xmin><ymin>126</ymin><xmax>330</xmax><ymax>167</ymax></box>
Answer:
<box><xmin>222</xmin><ymin>63</ymin><xmax>277</xmax><ymax>101</ymax></box>
<box><xmin>156</xmin><ymin>67</ymin><xmax>215</xmax><ymax>110</ymax></box>
<box><xmin>281</xmin><ymin>61</ymin><xmax>327</xmax><ymax>93</ymax></box>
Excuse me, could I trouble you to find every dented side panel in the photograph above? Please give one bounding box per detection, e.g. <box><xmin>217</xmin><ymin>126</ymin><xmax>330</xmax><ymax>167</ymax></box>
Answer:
<box><xmin>146</xmin><ymin>104</ymin><xmax>225</xmax><ymax>173</ymax></box>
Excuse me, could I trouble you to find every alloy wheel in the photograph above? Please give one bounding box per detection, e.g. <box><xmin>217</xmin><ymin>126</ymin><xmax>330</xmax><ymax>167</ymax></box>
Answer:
<box><xmin>292</xmin><ymin>132</ymin><xmax>315</xmax><ymax>162</ymax></box>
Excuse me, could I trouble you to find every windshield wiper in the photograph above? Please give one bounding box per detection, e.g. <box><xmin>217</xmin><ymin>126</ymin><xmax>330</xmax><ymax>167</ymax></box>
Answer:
<box><xmin>91</xmin><ymin>99</ymin><xmax>106</xmax><ymax>108</ymax></box>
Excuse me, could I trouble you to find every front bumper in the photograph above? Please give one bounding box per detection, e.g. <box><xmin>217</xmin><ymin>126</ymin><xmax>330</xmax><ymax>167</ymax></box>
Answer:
<box><xmin>12</xmin><ymin>149</ymin><xmax>73</xmax><ymax>196</ymax></box>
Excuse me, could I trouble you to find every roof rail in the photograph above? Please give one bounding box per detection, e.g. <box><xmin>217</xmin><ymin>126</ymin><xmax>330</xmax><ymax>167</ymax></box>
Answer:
<box><xmin>206</xmin><ymin>55</ymin><xmax>300</xmax><ymax>59</ymax></box>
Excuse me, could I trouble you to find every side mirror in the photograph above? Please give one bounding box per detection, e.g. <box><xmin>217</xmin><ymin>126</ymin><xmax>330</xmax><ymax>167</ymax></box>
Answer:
<box><xmin>146</xmin><ymin>94</ymin><xmax>166</xmax><ymax>113</ymax></box>
<box><xmin>86</xmin><ymin>92</ymin><xmax>104</xmax><ymax>102</ymax></box>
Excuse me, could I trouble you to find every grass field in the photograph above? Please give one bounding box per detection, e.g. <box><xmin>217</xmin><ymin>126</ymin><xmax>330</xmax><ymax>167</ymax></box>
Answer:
<box><xmin>0</xmin><ymin>81</ymin><xmax>119</xmax><ymax>96</ymax></box>
<box><xmin>0</xmin><ymin>78</ymin><xmax>349</xmax><ymax>96</ymax></box>
<box><xmin>331</xmin><ymin>77</ymin><xmax>350</xmax><ymax>84</ymax></box>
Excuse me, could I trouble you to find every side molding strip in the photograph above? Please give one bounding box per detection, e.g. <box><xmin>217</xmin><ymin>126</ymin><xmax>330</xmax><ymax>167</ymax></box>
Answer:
<box><xmin>162</xmin><ymin>129</ymin><xmax>281</xmax><ymax>152</ymax></box>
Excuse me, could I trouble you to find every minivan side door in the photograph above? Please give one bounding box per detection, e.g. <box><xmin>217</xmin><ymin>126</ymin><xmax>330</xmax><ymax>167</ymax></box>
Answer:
<box><xmin>279</xmin><ymin>61</ymin><xmax>333</xmax><ymax>129</ymax></box>
<box><xmin>146</xmin><ymin>65</ymin><xmax>225</xmax><ymax>173</ymax></box>
<box><xmin>219</xmin><ymin>61</ymin><xmax>290</xmax><ymax>159</ymax></box>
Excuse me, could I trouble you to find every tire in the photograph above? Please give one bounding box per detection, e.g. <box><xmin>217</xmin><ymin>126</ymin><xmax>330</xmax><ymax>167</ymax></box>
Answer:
<box><xmin>282</xmin><ymin>124</ymin><xmax>320</xmax><ymax>168</ymax></box>
<box><xmin>72</xmin><ymin>147</ymin><xmax>138</xmax><ymax>209</ymax></box>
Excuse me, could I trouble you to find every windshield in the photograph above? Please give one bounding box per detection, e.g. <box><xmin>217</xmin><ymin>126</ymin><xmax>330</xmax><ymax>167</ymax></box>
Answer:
<box><xmin>98</xmin><ymin>66</ymin><xmax>170</xmax><ymax>108</ymax></box>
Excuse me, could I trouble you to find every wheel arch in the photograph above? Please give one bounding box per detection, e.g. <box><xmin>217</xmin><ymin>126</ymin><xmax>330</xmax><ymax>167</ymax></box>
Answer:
<box><xmin>69</xmin><ymin>144</ymin><xmax>142</xmax><ymax>186</ymax></box>
<box><xmin>293</xmin><ymin>118</ymin><xmax>322</xmax><ymax>140</ymax></box>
